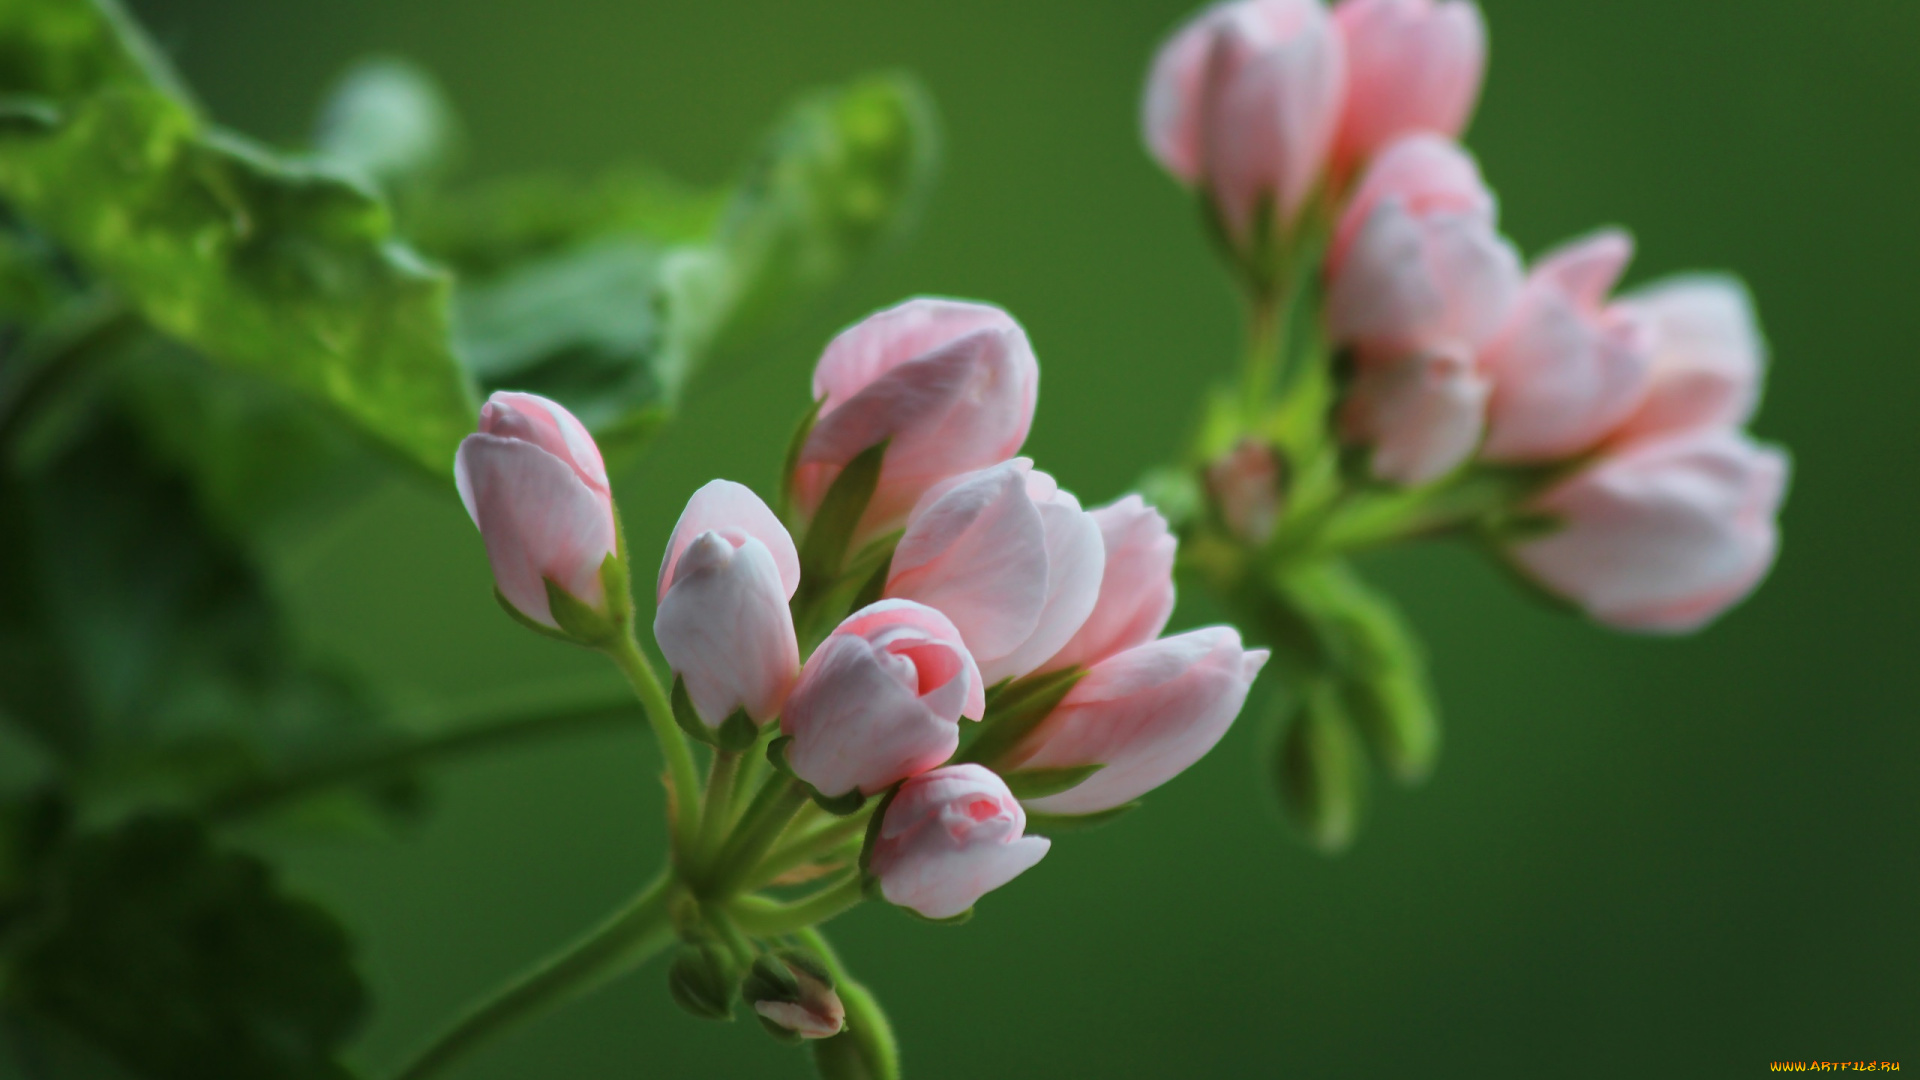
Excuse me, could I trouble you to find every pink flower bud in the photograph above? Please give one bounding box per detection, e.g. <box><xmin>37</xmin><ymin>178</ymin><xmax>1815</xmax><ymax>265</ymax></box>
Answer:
<box><xmin>455</xmin><ymin>392</ymin><xmax>616</xmax><ymax>628</ymax></box>
<box><xmin>1206</xmin><ymin>438</ymin><xmax>1283</xmax><ymax>544</ymax></box>
<box><xmin>1326</xmin><ymin>135</ymin><xmax>1521</xmax><ymax>359</ymax></box>
<box><xmin>654</xmin><ymin>481</ymin><xmax>802</xmax><ymax>725</ymax></box>
<box><xmin>1143</xmin><ymin>0</ymin><xmax>1347</xmax><ymax>243</ymax></box>
<box><xmin>747</xmin><ymin>954</ymin><xmax>845</xmax><ymax>1041</ymax></box>
<box><xmin>1039</xmin><ymin>496</ymin><xmax>1178</xmax><ymax>674</ymax></box>
<box><xmin>781</xmin><ymin>600</ymin><xmax>985</xmax><ymax>798</ymax></box>
<box><xmin>869</xmin><ymin>764</ymin><xmax>1052</xmax><ymax>920</ymax></box>
<box><xmin>885</xmin><ymin>460</ymin><xmax>1106</xmax><ymax>685</ymax></box>
<box><xmin>1332</xmin><ymin>0</ymin><xmax>1487</xmax><ymax>170</ymax></box>
<box><xmin>1003</xmin><ymin>628</ymin><xmax>1271</xmax><ymax>816</ymax></box>
<box><xmin>1509</xmin><ymin>430</ymin><xmax>1790</xmax><ymax>633</ymax></box>
<box><xmin>1610</xmin><ymin>276</ymin><xmax>1767</xmax><ymax>446</ymax></box>
<box><xmin>793</xmin><ymin>299</ymin><xmax>1039</xmax><ymax>538</ymax></box>
<box><xmin>1480</xmin><ymin>230</ymin><xmax>1655</xmax><ymax>462</ymax></box>
<box><xmin>1341</xmin><ymin>347</ymin><xmax>1489</xmax><ymax>485</ymax></box>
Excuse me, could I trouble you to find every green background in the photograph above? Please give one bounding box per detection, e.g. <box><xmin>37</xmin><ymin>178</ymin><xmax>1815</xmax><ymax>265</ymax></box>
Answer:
<box><xmin>126</xmin><ymin>0</ymin><xmax>1918</xmax><ymax>1075</ymax></box>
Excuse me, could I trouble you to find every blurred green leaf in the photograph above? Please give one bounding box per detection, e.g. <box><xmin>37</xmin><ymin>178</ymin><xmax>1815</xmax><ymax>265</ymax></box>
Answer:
<box><xmin>1270</xmin><ymin>680</ymin><xmax>1366</xmax><ymax>854</ymax></box>
<box><xmin>311</xmin><ymin>57</ymin><xmax>459</xmax><ymax>216</ymax></box>
<box><xmin>0</xmin><ymin>411</ymin><xmax>407</xmax><ymax>814</ymax></box>
<box><xmin>0</xmin><ymin>0</ymin><xmax>477</xmax><ymax>475</ymax></box>
<box><xmin>2</xmin><ymin>814</ymin><xmax>366</xmax><ymax>1080</ymax></box>
<box><xmin>433</xmin><ymin>73</ymin><xmax>939</xmax><ymax>451</ymax></box>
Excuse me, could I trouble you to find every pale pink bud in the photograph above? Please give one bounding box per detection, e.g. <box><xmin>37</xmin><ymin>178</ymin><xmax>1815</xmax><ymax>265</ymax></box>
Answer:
<box><xmin>1332</xmin><ymin>0</ymin><xmax>1487</xmax><ymax>170</ymax></box>
<box><xmin>1341</xmin><ymin>347</ymin><xmax>1489</xmax><ymax>485</ymax></box>
<box><xmin>793</xmin><ymin>299</ymin><xmax>1039</xmax><ymax>538</ymax></box>
<box><xmin>749</xmin><ymin>957</ymin><xmax>845</xmax><ymax>1040</ymax></box>
<box><xmin>455</xmin><ymin>392</ymin><xmax>616</xmax><ymax>628</ymax></box>
<box><xmin>1143</xmin><ymin>0</ymin><xmax>1347</xmax><ymax>242</ymax></box>
<box><xmin>1003</xmin><ymin>628</ymin><xmax>1270</xmax><ymax>816</ymax></box>
<box><xmin>1610</xmin><ymin>276</ymin><xmax>1767</xmax><ymax>446</ymax></box>
<box><xmin>1326</xmin><ymin>135</ymin><xmax>1521</xmax><ymax>358</ymax></box>
<box><xmin>653</xmin><ymin>481</ymin><xmax>802</xmax><ymax>725</ymax></box>
<box><xmin>1480</xmin><ymin>230</ymin><xmax>1655</xmax><ymax>462</ymax></box>
<box><xmin>781</xmin><ymin>600</ymin><xmax>985</xmax><ymax>798</ymax></box>
<box><xmin>869</xmin><ymin>764</ymin><xmax>1052</xmax><ymax>920</ymax></box>
<box><xmin>885</xmin><ymin>460</ymin><xmax>1106</xmax><ymax>686</ymax></box>
<box><xmin>1509</xmin><ymin>430</ymin><xmax>1790</xmax><ymax>634</ymax></box>
<box><xmin>1039</xmin><ymin>496</ymin><xmax>1178</xmax><ymax>674</ymax></box>
<box><xmin>1206</xmin><ymin>438</ymin><xmax>1283</xmax><ymax>544</ymax></box>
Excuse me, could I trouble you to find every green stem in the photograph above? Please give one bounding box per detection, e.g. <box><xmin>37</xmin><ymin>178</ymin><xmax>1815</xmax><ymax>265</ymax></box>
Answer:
<box><xmin>201</xmin><ymin>701</ymin><xmax>644</xmax><ymax>822</ymax></box>
<box><xmin>1240</xmin><ymin>281</ymin><xmax>1292</xmax><ymax>422</ymax></box>
<box><xmin>709</xmin><ymin>777</ymin><xmax>810</xmax><ymax>897</ymax></box>
<box><xmin>605</xmin><ymin>635</ymin><xmax>702</xmax><ymax>855</ymax></box>
<box><xmin>390</xmin><ymin>873</ymin><xmax>678</xmax><ymax>1080</ymax></box>
<box><xmin>695</xmin><ymin>749</ymin><xmax>741</xmax><ymax>869</ymax></box>
<box><xmin>730</xmin><ymin>874</ymin><xmax>865</xmax><ymax>937</ymax></box>
<box><xmin>743</xmin><ymin>811</ymin><xmax>871</xmax><ymax>893</ymax></box>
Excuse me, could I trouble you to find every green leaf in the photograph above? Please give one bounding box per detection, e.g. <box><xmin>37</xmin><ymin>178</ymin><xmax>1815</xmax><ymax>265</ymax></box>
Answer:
<box><xmin>0</xmin><ymin>0</ymin><xmax>477</xmax><ymax>474</ymax></box>
<box><xmin>311</xmin><ymin>56</ymin><xmax>459</xmax><ymax>213</ymax></box>
<box><xmin>3</xmin><ymin>814</ymin><xmax>366</xmax><ymax>1080</ymax></box>
<box><xmin>1000</xmin><ymin>764</ymin><xmax>1103</xmax><ymax>802</ymax></box>
<box><xmin>1023</xmin><ymin>802</ymin><xmax>1140</xmax><ymax>834</ymax></box>
<box><xmin>0</xmin><ymin>410</ymin><xmax>409</xmax><ymax>817</ymax></box>
<box><xmin>957</xmin><ymin>667</ymin><xmax>1086</xmax><ymax>769</ymax></box>
<box><xmin>1271</xmin><ymin>680</ymin><xmax>1366</xmax><ymax>854</ymax></box>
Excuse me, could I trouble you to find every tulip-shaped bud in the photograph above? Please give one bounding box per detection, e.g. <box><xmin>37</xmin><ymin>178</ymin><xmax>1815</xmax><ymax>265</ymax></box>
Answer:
<box><xmin>1143</xmin><ymin>0</ymin><xmax>1347</xmax><ymax>246</ymax></box>
<box><xmin>455</xmin><ymin>392</ymin><xmax>618</xmax><ymax>630</ymax></box>
<box><xmin>1326</xmin><ymin>135</ymin><xmax>1521</xmax><ymax>360</ymax></box>
<box><xmin>653</xmin><ymin>481</ymin><xmax>802</xmax><ymax>730</ymax></box>
<box><xmin>1003</xmin><ymin>628</ymin><xmax>1271</xmax><ymax>816</ymax></box>
<box><xmin>885</xmin><ymin>460</ymin><xmax>1106</xmax><ymax>685</ymax></box>
<box><xmin>1508</xmin><ymin>430</ymin><xmax>1790</xmax><ymax>633</ymax></box>
<box><xmin>1480</xmin><ymin>230</ymin><xmax>1655</xmax><ymax>462</ymax></box>
<box><xmin>782</xmin><ymin>600</ymin><xmax>985</xmax><ymax>798</ymax></box>
<box><xmin>1206</xmin><ymin>438</ymin><xmax>1284</xmax><ymax>544</ymax></box>
<box><xmin>867</xmin><ymin>764</ymin><xmax>1051</xmax><ymax>920</ymax></box>
<box><xmin>1610</xmin><ymin>275</ymin><xmax>1767</xmax><ymax>446</ymax></box>
<box><xmin>1038</xmin><ymin>496</ymin><xmax>1178</xmax><ymax>674</ymax></box>
<box><xmin>1340</xmin><ymin>348</ymin><xmax>1488</xmax><ymax>485</ymax></box>
<box><xmin>1331</xmin><ymin>0</ymin><xmax>1487</xmax><ymax>171</ymax></box>
<box><xmin>791</xmin><ymin>299</ymin><xmax>1039</xmax><ymax>540</ymax></box>
<box><xmin>744</xmin><ymin>952</ymin><xmax>845</xmax><ymax>1042</ymax></box>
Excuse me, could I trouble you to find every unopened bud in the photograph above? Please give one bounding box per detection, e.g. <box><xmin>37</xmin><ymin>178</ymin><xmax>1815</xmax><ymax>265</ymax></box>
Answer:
<box><xmin>667</xmin><ymin>943</ymin><xmax>736</xmax><ymax>1021</ymax></box>
<box><xmin>1206</xmin><ymin>438</ymin><xmax>1282</xmax><ymax>544</ymax></box>
<box><xmin>743</xmin><ymin>951</ymin><xmax>844</xmax><ymax>1042</ymax></box>
<box><xmin>1271</xmin><ymin>681</ymin><xmax>1367</xmax><ymax>854</ymax></box>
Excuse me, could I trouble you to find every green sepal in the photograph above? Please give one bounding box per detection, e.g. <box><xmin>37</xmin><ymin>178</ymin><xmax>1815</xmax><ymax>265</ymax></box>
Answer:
<box><xmin>958</xmin><ymin>667</ymin><xmax>1086</xmax><ymax>767</ymax></box>
<box><xmin>669</xmin><ymin>676</ymin><xmax>719</xmax><ymax>747</ymax></box>
<box><xmin>844</xmin><ymin>530</ymin><xmax>901</xmax><ymax>613</ymax></box>
<box><xmin>766</xmin><ymin>735</ymin><xmax>797</xmax><ymax>777</ymax></box>
<box><xmin>810</xmin><ymin>787</ymin><xmax>867</xmax><ymax>817</ymax></box>
<box><xmin>602</xmin><ymin>530</ymin><xmax>635</xmax><ymax>627</ymax></box>
<box><xmin>856</xmin><ymin>785</ymin><xmax>901</xmax><ymax>884</ymax></box>
<box><xmin>1272</xmin><ymin>681</ymin><xmax>1367</xmax><ymax>854</ymax></box>
<box><xmin>1024</xmin><ymin>803</ymin><xmax>1140</xmax><ymax>834</ymax></box>
<box><xmin>742</xmin><ymin>954</ymin><xmax>802</xmax><ymax>1004</ymax></box>
<box><xmin>771</xmin><ymin>947</ymin><xmax>834</xmax><ymax>990</ymax></box>
<box><xmin>757</xmin><ymin>1014</ymin><xmax>806</xmax><ymax>1044</ymax></box>
<box><xmin>493</xmin><ymin>588</ymin><xmax>575</xmax><ymax>644</ymax></box>
<box><xmin>1000</xmin><ymin>764</ymin><xmax>1104</xmax><ymax>802</ymax></box>
<box><xmin>797</xmin><ymin>439</ymin><xmax>889</xmax><ymax>585</ymax></box>
<box><xmin>542</xmin><ymin>556</ymin><xmax>627</xmax><ymax>646</ymax></box>
<box><xmin>900</xmin><ymin>905</ymin><xmax>973</xmax><ymax>926</ymax></box>
<box><xmin>715</xmin><ymin>709</ymin><xmax>761</xmax><ymax>753</ymax></box>
<box><xmin>667</xmin><ymin>943</ymin><xmax>737</xmax><ymax>1022</ymax></box>
<box><xmin>778</xmin><ymin>397</ymin><xmax>824</xmax><ymax>523</ymax></box>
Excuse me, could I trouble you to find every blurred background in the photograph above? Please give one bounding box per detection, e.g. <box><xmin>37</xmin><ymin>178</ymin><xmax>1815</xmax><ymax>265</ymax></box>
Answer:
<box><xmin>117</xmin><ymin>0</ymin><xmax>1919</xmax><ymax>1075</ymax></box>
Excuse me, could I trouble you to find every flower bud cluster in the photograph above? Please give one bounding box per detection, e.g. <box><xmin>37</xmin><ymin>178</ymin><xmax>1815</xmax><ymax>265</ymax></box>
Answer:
<box><xmin>1143</xmin><ymin>0</ymin><xmax>1789</xmax><ymax>633</ymax></box>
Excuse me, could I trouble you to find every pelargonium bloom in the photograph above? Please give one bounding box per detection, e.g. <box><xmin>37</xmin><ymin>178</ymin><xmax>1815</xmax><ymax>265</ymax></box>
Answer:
<box><xmin>1331</xmin><ymin>0</ymin><xmax>1487</xmax><ymax>170</ymax></box>
<box><xmin>1003</xmin><ymin>627</ymin><xmax>1270</xmax><ymax>816</ymax></box>
<box><xmin>868</xmin><ymin>764</ymin><xmax>1052</xmax><ymax>920</ymax></box>
<box><xmin>653</xmin><ymin>480</ymin><xmax>802</xmax><ymax>726</ymax></box>
<box><xmin>455</xmin><ymin>392</ymin><xmax>616</xmax><ymax>628</ymax></box>
<box><xmin>781</xmin><ymin>600</ymin><xmax>985</xmax><ymax>798</ymax></box>
<box><xmin>1610</xmin><ymin>275</ymin><xmax>1767</xmax><ymax>446</ymax></box>
<box><xmin>1509</xmin><ymin>429</ymin><xmax>1790</xmax><ymax>633</ymax></box>
<box><xmin>1039</xmin><ymin>496</ymin><xmax>1178</xmax><ymax>674</ymax></box>
<box><xmin>791</xmin><ymin>298</ymin><xmax>1038</xmax><ymax>540</ymax></box>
